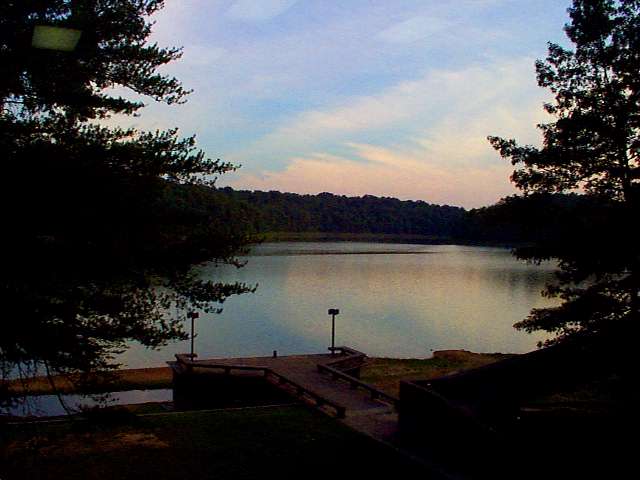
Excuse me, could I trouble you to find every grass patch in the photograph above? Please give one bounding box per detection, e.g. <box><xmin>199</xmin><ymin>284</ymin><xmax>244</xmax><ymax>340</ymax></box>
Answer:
<box><xmin>361</xmin><ymin>350</ymin><xmax>513</xmax><ymax>397</ymax></box>
<box><xmin>1</xmin><ymin>405</ymin><xmax>427</xmax><ymax>479</ymax></box>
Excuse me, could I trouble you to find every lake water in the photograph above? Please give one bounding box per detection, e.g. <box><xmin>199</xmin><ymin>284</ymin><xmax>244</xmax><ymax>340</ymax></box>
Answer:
<box><xmin>8</xmin><ymin>390</ymin><xmax>173</xmax><ymax>417</ymax></box>
<box><xmin>119</xmin><ymin>243</ymin><xmax>557</xmax><ymax>368</ymax></box>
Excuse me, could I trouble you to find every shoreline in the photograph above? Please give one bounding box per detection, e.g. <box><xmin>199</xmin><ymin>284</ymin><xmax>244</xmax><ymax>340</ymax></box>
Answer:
<box><xmin>257</xmin><ymin>231</ymin><xmax>524</xmax><ymax>248</ymax></box>
<box><xmin>7</xmin><ymin>366</ymin><xmax>173</xmax><ymax>396</ymax></box>
<box><xmin>7</xmin><ymin>350</ymin><xmax>513</xmax><ymax>398</ymax></box>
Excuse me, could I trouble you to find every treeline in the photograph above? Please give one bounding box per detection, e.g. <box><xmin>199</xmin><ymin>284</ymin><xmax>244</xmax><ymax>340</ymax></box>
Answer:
<box><xmin>160</xmin><ymin>185</ymin><xmax>599</xmax><ymax>245</ymax></box>
<box><xmin>194</xmin><ymin>187</ymin><xmax>595</xmax><ymax>245</ymax></box>
<box><xmin>461</xmin><ymin>193</ymin><xmax>602</xmax><ymax>245</ymax></box>
<box><xmin>216</xmin><ymin>188</ymin><xmax>467</xmax><ymax>238</ymax></box>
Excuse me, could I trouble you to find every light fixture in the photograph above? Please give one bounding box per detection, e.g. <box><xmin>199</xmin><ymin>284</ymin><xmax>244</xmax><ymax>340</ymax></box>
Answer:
<box><xmin>32</xmin><ymin>25</ymin><xmax>82</xmax><ymax>52</ymax></box>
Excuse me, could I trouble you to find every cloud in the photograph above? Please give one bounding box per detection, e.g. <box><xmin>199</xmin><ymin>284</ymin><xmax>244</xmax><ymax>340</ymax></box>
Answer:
<box><xmin>226</xmin><ymin>0</ymin><xmax>298</xmax><ymax>22</ymax></box>
<box><xmin>378</xmin><ymin>15</ymin><xmax>452</xmax><ymax>44</ymax></box>
<box><xmin>224</xmin><ymin>56</ymin><xmax>551</xmax><ymax>207</ymax></box>
<box><xmin>98</xmin><ymin>0</ymin><xmax>563</xmax><ymax>208</ymax></box>
<box><xmin>180</xmin><ymin>44</ymin><xmax>227</xmax><ymax>67</ymax></box>
<box><xmin>232</xmin><ymin>56</ymin><xmax>549</xmax><ymax>162</ymax></box>
<box><xmin>376</xmin><ymin>0</ymin><xmax>512</xmax><ymax>45</ymax></box>
<box><xmin>227</xmin><ymin>144</ymin><xmax>517</xmax><ymax>209</ymax></box>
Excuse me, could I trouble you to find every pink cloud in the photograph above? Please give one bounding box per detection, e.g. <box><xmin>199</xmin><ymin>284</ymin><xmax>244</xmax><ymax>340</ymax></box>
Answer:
<box><xmin>226</xmin><ymin>145</ymin><xmax>518</xmax><ymax>208</ymax></box>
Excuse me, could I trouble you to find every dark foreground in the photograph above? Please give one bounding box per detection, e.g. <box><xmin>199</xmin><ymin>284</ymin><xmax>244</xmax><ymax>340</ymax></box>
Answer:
<box><xmin>2</xmin><ymin>348</ymin><xmax>635</xmax><ymax>479</ymax></box>
<box><xmin>0</xmin><ymin>405</ymin><xmax>431</xmax><ymax>480</ymax></box>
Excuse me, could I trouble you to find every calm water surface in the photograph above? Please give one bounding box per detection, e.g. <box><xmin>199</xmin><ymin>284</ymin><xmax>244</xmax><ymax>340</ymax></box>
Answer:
<box><xmin>119</xmin><ymin>243</ymin><xmax>556</xmax><ymax>368</ymax></box>
<box><xmin>9</xmin><ymin>390</ymin><xmax>173</xmax><ymax>417</ymax></box>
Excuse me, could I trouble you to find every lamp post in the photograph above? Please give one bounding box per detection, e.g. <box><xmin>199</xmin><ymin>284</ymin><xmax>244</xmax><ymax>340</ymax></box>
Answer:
<box><xmin>328</xmin><ymin>308</ymin><xmax>340</xmax><ymax>355</ymax></box>
<box><xmin>187</xmin><ymin>311</ymin><xmax>199</xmax><ymax>359</ymax></box>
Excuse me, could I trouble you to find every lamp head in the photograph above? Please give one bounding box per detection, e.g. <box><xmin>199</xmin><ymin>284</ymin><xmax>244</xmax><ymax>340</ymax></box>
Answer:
<box><xmin>32</xmin><ymin>25</ymin><xmax>82</xmax><ymax>52</ymax></box>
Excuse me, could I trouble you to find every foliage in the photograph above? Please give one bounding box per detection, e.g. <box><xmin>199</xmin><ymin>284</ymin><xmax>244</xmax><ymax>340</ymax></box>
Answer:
<box><xmin>464</xmin><ymin>193</ymin><xmax>601</xmax><ymax>244</ymax></box>
<box><xmin>218</xmin><ymin>187</ymin><xmax>595</xmax><ymax>248</ymax></box>
<box><xmin>488</xmin><ymin>0</ymin><xmax>640</xmax><ymax>345</ymax></box>
<box><xmin>0</xmin><ymin>0</ymin><xmax>253</xmax><ymax>405</ymax></box>
<box><xmin>218</xmin><ymin>188</ymin><xmax>467</xmax><ymax>238</ymax></box>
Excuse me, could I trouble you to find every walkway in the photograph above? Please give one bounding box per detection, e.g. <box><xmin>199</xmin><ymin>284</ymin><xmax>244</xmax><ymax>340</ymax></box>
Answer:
<box><xmin>171</xmin><ymin>348</ymin><xmax>461</xmax><ymax>479</ymax></box>
<box><xmin>172</xmin><ymin>348</ymin><xmax>398</xmax><ymax>441</ymax></box>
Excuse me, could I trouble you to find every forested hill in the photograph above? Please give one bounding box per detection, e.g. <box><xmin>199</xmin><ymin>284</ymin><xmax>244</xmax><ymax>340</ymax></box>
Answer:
<box><xmin>216</xmin><ymin>187</ymin><xmax>467</xmax><ymax>239</ymax></box>
<box><xmin>164</xmin><ymin>185</ymin><xmax>590</xmax><ymax>245</ymax></box>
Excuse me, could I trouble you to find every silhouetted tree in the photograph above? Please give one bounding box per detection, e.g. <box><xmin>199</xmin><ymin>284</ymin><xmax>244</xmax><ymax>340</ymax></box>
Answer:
<box><xmin>0</xmin><ymin>0</ymin><xmax>252</xmax><ymax>406</ymax></box>
<box><xmin>488</xmin><ymin>0</ymin><xmax>639</xmax><ymax>345</ymax></box>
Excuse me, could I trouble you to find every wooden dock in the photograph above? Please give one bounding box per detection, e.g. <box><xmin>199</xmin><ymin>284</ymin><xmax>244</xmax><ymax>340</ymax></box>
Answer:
<box><xmin>169</xmin><ymin>348</ymin><xmax>470</xmax><ymax>479</ymax></box>
<box><xmin>169</xmin><ymin>347</ymin><xmax>399</xmax><ymax>442</ymax></box>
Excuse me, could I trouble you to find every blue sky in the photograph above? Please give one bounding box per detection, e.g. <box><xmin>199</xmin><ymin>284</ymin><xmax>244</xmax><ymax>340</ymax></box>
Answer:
<box><xmin>111</xmin><ymin>0</ymin><xmax>572</xmax><ymax>208</ymax></box>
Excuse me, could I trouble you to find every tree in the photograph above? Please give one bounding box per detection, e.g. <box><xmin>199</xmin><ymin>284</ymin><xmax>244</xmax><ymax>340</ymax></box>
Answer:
<box><xmin>0</xmin><ymin>0</ymin><xmax>253</xmax><ymax>406</ymax></box>
<box><xmin>488</xmin><ymin>0</ymin><xmax>639</xmax><ymax>345</ymax></box>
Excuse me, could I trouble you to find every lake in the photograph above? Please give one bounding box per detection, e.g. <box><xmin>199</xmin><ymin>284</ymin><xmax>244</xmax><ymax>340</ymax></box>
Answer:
<box><xmin>119</xmin><ymin>243</ymin><xmax>557</xmax><ymax>368</ymax></box>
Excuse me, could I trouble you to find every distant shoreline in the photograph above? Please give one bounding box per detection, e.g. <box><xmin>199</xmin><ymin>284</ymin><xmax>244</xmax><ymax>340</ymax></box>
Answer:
<box><xmin>257</xmin><ymin>231</ymin><xmax>521</xmax><ymax>248</ymax></box>
<box><xmin>249</xmin><ymin>250</ymin><xmax>440</xmax><ymax>256</ymax></box>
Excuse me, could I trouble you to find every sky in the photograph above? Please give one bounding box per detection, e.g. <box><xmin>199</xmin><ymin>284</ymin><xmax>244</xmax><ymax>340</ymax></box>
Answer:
<box><xmin>111</xmin><ymin>0</ymin><xmax>573</xmax><ymax>209</ymax></box>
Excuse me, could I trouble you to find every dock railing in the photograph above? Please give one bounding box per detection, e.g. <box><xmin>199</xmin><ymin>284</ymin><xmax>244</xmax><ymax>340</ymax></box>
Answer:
<box><xmin>173</xmin><ymin>353</ymin><xmax>346</xmax><ymax>418</ymax></box>
<box><xmin>173</xmin><ymin>346</ymin><xmax>397</xmax><ymax>417</ymax></box>
<box><xmin>319</xmin><ymin>346</ymin><xmax>399</xmax><ymax>408</ymax></box>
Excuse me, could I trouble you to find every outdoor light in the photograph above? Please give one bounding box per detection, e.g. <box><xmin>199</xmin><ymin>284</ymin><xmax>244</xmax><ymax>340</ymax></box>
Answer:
<box><xmin>32</xmin><ymin>25</ymin><xmax>82</xmax><ymax>52</ymax></box>
<box><xmin>187</xmin><ymin>311</ymin><xmax>199</xmax><ymax>359</ymax></box>
<box><xmin>328</xmin><ymin>308</ymin><xmax>340</xmax><ymax>354</ymax></box>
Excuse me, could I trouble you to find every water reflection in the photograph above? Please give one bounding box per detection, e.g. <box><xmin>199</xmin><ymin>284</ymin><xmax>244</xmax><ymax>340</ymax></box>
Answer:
<box><xmin>8</xmin><ymin>389</ymin><xmax>172</xmax><ymax>417</ymax></box>
<box><xmin>119</xmin><ymin>244</ymin><xmax>556</xmax><ymax>367</ymax></box>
